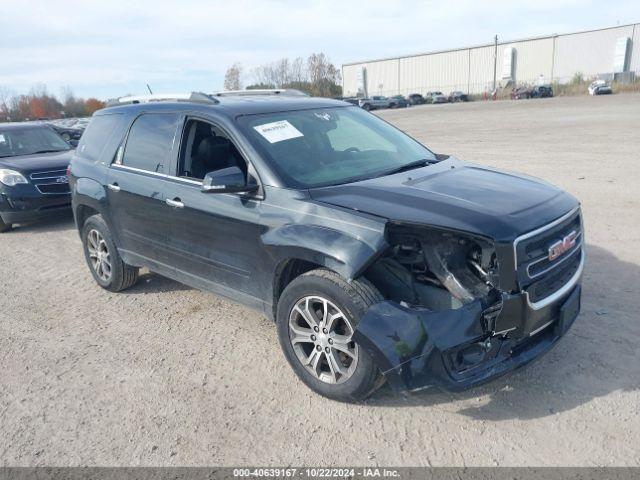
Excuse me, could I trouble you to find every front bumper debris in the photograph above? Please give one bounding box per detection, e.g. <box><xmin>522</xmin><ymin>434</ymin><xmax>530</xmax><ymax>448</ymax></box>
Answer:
<box><xmin>353</xmin><ymin>283</ymin><xmax>581</xmax><ymax>392</ymax></box>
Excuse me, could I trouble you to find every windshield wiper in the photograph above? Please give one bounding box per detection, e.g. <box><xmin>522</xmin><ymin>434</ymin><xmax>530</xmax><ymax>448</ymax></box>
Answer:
<box><xmin>376</xmin><ymin>159</ymin><xmax>432</xmax><ymax>178</ymax></box>
<box><xmin>31</xmin><ymin>149</ymin><xmax>68</xmax><ymax>154</ymax></box>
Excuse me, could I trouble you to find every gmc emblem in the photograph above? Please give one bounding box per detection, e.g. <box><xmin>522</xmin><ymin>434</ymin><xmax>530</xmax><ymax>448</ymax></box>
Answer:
<box><xmin>548</xmin><ymin>230</ymin><xmax>577</xmax><ymax>261</ymax></box>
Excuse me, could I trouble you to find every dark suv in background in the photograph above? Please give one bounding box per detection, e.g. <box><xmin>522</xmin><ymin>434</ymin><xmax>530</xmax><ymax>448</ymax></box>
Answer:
<box><xmin>70</xmin><ymin>91</ymin><xmax>583</xmax><ymax>402</ymax></box>
<box><xmin>1</xmin><ymin>122</ymin><xmax>73</xmax><ymax>232</ymax></box>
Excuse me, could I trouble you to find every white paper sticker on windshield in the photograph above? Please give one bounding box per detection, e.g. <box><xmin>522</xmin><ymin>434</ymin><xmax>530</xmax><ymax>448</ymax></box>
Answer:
<box><xmin>253</xmin><ymin>120</ymin><xmax>303</xmax><ymax>143</ymax></box>
<box><xmin>0</xmin><ymin>134</ymin><xmax>5</xmax><ymax>143</ymax></box>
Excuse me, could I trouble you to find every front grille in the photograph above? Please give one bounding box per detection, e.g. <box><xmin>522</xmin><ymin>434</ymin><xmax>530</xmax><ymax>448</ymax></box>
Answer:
<box><xmin>35</xmin><ymin>183</ymin><xmax>70</xmax><ymax>194</ymax></box>
<box><xmin>527</xmin><ymin>250</ymin><xmax>582</xmax><ymax>302</ymax></box>
<box><xmin>515</xmin><ymin>209</ymin><xmax>583</xmax><ymax>303</ymax></box>
<box><xmin>30</xmin><ymin>169</ymin><xmax>70</xmax><ymax>195</ymax></box>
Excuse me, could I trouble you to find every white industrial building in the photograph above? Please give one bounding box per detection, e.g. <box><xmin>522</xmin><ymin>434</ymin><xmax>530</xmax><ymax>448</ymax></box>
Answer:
<box><xmin>342</xmin><ymin>23</ymin><xmax>640</xmax><ymax>97</ymax></box>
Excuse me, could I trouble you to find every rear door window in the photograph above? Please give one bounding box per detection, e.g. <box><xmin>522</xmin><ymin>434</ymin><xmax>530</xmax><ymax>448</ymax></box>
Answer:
<box><xmin>121</xmin><ymin>113</ymin><xmax>180</xmax><ymax>174</ymax></box>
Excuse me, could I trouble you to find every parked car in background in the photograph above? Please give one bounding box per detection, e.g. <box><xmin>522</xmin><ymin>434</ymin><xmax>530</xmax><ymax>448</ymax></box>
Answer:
<box><xmin>342</xmin><ymin>97</ymin><xmax>360</xmax><ymax>106</ymax></box>
<box><xmin>49</xmin><ymin>124</ymin><xmax>83</xmax><ymax>144</ymax></box>
<box><xmin>389</xmin><ymin>95</ymin><xmax>409</xmax><ymax>108</ymax></box>
<box><xmin>448</xmin><ymin>91</ymin><xmax>469</xmax><ymax>102</ymax></box>
<box><xmin>426</xmin><ymin>91</ymin><xmax>448</xmax><ymax>104</ymax></box>
<box><xmin>588</xmin><ymin>80</ymin><xmax>613</xmax><ymax>96</ymax></box>
<box><xmin>510</xmin><ymin>86</ymin><xmax>532</xmax><ymax>100</ymax></box>
<box><xmin>358</xmin><ymin>96</ymin><xmax>392</xmax><ymax>111</ymax></box>
<box><xmin>407</xmin><ymin>93</ymin><xmax>427</xmax><ymax>105</ymax></box>
<box><xmin>0</xmin><ymin>123</ymin><xmax>73</xmax><ymax>232</ymax></box>
<box><xmin>530</xmin><ymin>85</ymin><xmax>554</xmax><ymax>98</ymax></box>
<box><xmin>49</xmin><ymin>117</ymin><xmax>91</xmax><ymax>146</ymax></box>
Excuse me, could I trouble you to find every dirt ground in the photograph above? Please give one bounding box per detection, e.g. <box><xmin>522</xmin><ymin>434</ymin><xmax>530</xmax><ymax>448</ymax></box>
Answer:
<box><xmin>1</xmin><ymin>94</ymin><xmax>639</xmax><ymax>467</ymax></box>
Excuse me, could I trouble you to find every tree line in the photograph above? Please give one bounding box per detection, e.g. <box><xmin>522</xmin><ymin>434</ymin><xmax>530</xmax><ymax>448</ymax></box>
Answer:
<box><xmin>224</xmin><ymin>53</ymin><xmax>342</xmax><ymax>97</ymax></box>
<box><xmin>0</xmin><ymin>85</ymin><xmax>105</xmax><ymax>122</ymax></box>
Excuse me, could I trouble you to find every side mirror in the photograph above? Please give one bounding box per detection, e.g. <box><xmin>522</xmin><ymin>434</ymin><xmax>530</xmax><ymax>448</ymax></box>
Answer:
<box><xmin>201</xmin><ymin>166</ymin><xmax>258</xmax><ymax>194</ymax></box>
<box><xmin>68</xmin><ymin>139</ymin><xmax>79</xmax><ymax>148</ymax></box>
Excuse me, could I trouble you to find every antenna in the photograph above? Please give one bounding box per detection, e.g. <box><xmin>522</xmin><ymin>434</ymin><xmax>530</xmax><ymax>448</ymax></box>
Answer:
<box><xmin>146</xmin><ymin>84</ymin><xmax>153</xmax><ymax>94</ymax></box>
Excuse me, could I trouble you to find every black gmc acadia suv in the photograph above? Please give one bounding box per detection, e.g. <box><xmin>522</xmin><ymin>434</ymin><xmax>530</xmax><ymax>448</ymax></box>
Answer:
<box><xmin>69</xmin><ymin>91</ymin><xmax>584</xmax><ymax>401</ymax></box>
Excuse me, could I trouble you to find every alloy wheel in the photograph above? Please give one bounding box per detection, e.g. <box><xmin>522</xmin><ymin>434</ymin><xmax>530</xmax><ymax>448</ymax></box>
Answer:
<box><xmin>87</xmin><ymin>229</ymin><xmax>112</xmax><ymax>282</ymax></box>
<box><xmin>288</xmin><ymin>295</ymin><xmax>359</xmax><ymax>384</ymax></box>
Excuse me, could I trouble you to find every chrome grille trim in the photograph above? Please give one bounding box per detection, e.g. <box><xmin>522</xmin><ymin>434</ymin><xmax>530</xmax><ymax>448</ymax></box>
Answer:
<box><xmin>29</xmin><ymin>169</ymin><xmax>68</xmax><ymax>180</ymax></box>
<box><xmin>526</xmin><ymin>232</ymin><xmax>583</xmax><ymax>279</ymax></box>
<box><xmin>512</xmin><ymin>206</ymin><xmax>581</xmax><ymax>272</ymax></box>
<box><xmin>525</xmin><ymin>249</ymin><xmax>584</xmax><ymax>310</ymax></box>
<box><xmin>513</xmin><ymin>207</ymin><xmax>583</xmax><ymax>309</ymax></box>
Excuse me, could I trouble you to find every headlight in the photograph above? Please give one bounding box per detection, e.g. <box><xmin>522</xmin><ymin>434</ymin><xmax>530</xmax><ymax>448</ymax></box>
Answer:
<box><xmin>0</xmin><ymin>169</ymin><xmax>29</xmax><ymax>186</ymax></box>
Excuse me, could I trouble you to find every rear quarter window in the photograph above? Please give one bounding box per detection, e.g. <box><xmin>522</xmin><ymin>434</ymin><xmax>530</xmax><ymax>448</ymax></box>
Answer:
<box><xmin>121</xmin><ymin>113</ymin><xmax>180</xmax><ymax>174</ymax></box>
<box><xmin>77</xmin><ymin>113</ymin><xmax>126</xmax><ymax>163</ymax></box>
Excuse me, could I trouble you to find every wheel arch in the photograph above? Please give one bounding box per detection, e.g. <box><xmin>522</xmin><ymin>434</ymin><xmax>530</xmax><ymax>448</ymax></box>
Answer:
<box><xmin>72</xmin><ymin>177</ymin><xmax>111</xmax><ymax>234</ymax></box>
<box><xmin>263</xmin><ymin>224</ymin><xmax>387</xmax><ymax>320</ymax></box>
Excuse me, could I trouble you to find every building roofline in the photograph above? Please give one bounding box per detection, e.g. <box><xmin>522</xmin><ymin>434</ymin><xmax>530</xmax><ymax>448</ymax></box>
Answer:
<box><xmin>341</xmin><ymin>21</ymin><xmax>639</xmax><ymax>67</ymax></box>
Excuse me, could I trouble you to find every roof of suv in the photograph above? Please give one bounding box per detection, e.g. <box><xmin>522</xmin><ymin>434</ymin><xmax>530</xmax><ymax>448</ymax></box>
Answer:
<box><xmin>100</xmin><ymin>95</ymin><xmax>349</xmax><ymax>119</ymax></box>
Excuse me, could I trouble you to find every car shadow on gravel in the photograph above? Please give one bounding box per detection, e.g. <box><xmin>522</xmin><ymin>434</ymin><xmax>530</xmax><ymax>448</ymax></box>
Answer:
<box><xmin>125</xmin><ymin>272</ymin><xmax>193</xmax><ymax>294</ymax></box>
<box><xmin>11</xmin><ymin>213</ymin><xmax>75</xmax><ymax>233</ymax></box>
<box><xmin>364</xmin><ymin>244</ymin><xmax>640</xmax><ymax>420</ymax></box>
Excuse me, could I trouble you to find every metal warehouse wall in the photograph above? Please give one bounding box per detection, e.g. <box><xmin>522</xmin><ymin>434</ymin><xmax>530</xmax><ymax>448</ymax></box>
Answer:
<box><xmin>553</xmin><ymin>25</ymin><xmax>637</xmax><ymax>80</ymax></box>
<box><xmin>342</xmin><ymin>23</ymin><xmax>639</xmax><ymax>97</ymax></box>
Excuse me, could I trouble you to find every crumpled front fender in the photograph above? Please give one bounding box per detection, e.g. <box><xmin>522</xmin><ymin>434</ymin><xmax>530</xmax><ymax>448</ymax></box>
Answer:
<box><xmin>262</xmin><ymin>223</ymin><xmax>387</xmax><ymax>280</ymax></box>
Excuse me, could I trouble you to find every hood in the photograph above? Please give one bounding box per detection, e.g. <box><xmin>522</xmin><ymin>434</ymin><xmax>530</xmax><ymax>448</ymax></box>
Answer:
<box><xmin>309</xmin><ymin>157</ymin><xmax>579</xmax><ymax>243</ymax></box>
<box><xmin>0</xmin><ymin>150</ymin><xmax>73</xmax><ymax>174</ymax></box>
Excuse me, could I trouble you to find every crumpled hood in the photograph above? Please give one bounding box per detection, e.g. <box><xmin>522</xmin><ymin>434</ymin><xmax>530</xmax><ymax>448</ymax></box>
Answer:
<box><xmin>309</xmin><ymin>157</ymin><xmax>579</xmax><ymax>243</ymax></box>
<box><xmin>0</xmin><ymin>150</ymin><xmax>72</xmax><ymax>174</ymax></box>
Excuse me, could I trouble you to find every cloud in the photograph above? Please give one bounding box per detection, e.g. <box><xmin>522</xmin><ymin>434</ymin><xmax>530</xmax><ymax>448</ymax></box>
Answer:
<box><xmin>0</xmin><ymin>0</ymin><xmax>637</xmax><ymax>98</ymax></box>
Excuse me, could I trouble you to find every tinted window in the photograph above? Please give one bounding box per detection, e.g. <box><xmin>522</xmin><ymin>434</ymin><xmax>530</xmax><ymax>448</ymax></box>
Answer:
<box><xmin>178</xmin><ymin>119</ymin><xmax>247</xmax><ymax>180</ymax></box>
<box><xmin>77</xmin><ymin>114</ymin><xmax>124</xmax><ymax>162</ymax></box>
<box><xmin>122</xmin><ymin>113</ymin><xmax>179</xmax><ymax>173</ymax></box>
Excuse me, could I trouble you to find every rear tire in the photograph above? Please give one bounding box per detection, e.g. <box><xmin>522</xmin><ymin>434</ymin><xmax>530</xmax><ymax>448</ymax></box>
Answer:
<box><xmin>81</xmin><ymin>214</ymin><xmax>139</xmax><ymax>292</ymax></box>
<box><xmin>0</xmin><ymin>216</ymin><xmax>11</xmax><ymax>233</ymax></box>
<box><xmin>276</xmin><ymin>268</ymin><xmax>385</xmax><ymax>402</ymax></box>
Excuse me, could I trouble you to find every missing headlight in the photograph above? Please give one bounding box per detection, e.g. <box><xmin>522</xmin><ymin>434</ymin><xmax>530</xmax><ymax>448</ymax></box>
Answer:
<box><xmin>365</xmin><ymin>224</ymin><xmax>500</xmax><ymax>310</ymax></box>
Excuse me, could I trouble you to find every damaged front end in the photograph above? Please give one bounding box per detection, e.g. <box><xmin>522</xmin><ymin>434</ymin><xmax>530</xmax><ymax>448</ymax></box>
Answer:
<box><xmin>353</xmin><ymin>222</ymin><xmax>582</xmax><ymax>392</ymax></box>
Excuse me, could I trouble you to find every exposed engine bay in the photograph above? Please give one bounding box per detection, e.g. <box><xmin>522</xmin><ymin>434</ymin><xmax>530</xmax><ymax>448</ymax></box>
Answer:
<box><xmin>365</xmin><ymin>223</ymin><xmax>503</xmax><ymax>314</ymax></box>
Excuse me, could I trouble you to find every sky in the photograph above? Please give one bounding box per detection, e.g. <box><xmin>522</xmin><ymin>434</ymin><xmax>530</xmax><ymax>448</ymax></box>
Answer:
<box><xmin>0</xmin><ymin>0</ymin><xmax>638</xmax><ymax>100</ymax></box>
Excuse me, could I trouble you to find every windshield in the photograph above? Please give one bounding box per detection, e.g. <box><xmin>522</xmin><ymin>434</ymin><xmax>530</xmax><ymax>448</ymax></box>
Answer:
<box><xmin>236</xmin><ymin>106</ymin><xmax>436</xmax><ymax>188</ymax></box>
<box><xmin>0</xmin><ymin>126</ymin><xmax>70</xmax><ymax>158</ymax></box>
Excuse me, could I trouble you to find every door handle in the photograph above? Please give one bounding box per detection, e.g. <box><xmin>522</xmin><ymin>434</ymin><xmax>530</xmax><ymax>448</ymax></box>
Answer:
<box><xmin>165</xmin><ymin>198</ymin><xmax>184</xmax><ymax>208</ymax></box>
<box><xmin>107</xmin><ymin>183</ymin><xmax>120</xmax><ymax>192</ymax></box>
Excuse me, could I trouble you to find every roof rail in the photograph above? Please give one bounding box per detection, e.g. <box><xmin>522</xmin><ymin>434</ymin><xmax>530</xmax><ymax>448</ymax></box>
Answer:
<box><xmin>106</xmin><ymin>92</ymin><xmax>218</xmax><ymax>107</ymax></box>
<box><xmin>211</xmin><ymin>89</ymin><xmax>309</xmax><ymax>98</ymax></box>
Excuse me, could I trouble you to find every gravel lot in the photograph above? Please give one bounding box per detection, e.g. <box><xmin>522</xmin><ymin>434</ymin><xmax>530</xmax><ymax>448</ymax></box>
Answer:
<box><xmin>1</xmin><ymin>94</ymin><xmax>639</xmax><ymax>467</ymax></box>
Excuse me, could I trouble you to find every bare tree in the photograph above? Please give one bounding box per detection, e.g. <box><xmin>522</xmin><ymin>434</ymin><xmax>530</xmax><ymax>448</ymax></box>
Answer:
<box><xmin>60</xmin><ymin>85</ymin><xmax>85</xmax><ymax>118</ymax></box>
<box><xmin>223</xmin><ymin>63</ymin><xmax>243</xmax><ymax>91</ymax></box>
<box><xmin>307</xmin><ymin>53</ymin><xmax>341</xmax><ymax>96</ymax></box>
<box><xmin>0</xmin><ymin>87</ymin><xmax>14</xmax><ymax>121</ymax></box>
<box><xmin>289</xmin><ymin>57</ymin><xmax>307</xmax><ymax>84</ymax></box>
<box><xmin>246</xmin><ymin>52</ymin><xmax>342</xmax><ymax>97</ymax></box>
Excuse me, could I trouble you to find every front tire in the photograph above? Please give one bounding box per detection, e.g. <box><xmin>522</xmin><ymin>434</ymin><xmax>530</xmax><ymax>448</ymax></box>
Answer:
<box><xmin>81</xmin><ymin>214</ymin><xmax>139</xmax><ymax>292</ymax></box>
<box><xmin>276</xmin><ymin>269</ymin><xmax>384</xmax><ymax>402</ymax></box>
